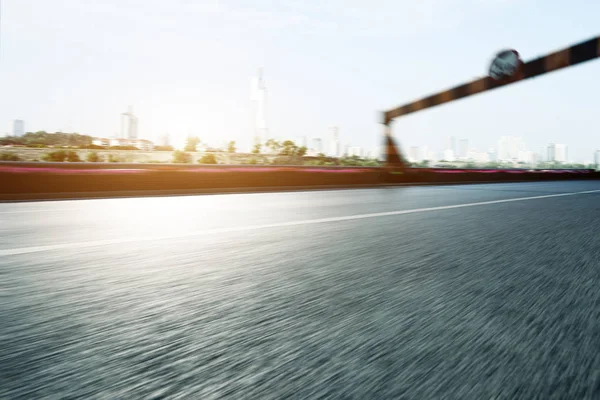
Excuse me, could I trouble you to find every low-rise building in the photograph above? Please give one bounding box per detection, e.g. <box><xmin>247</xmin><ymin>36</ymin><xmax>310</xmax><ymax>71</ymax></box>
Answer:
<box><xmin>92</xmin><ymin>138</ymin><xmax>110</xmax><ymax>147</ymax></box>
<box><xmin>93</xmin><ymin>137</ymin><xmax>154</xmax><ymax>151</ymax></box>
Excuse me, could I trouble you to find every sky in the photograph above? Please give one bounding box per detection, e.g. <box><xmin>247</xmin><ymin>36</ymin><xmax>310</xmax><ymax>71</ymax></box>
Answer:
<box><xmin>0</xmin><ymin>0</ymin><xmax>598</xmax><ymax>161</ymax></box>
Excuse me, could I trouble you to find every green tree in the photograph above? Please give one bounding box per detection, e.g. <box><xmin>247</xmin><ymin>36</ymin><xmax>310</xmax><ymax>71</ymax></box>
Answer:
<box><xmin>86</xmin><ymin>152</ymin><xmax>103</xmax><ymax>162</ymax></box>
<box><xmin>41</xmin><ymin>150</ymin><xmax>80</xmax><ymax>162</ymax></box>
<box><xmin>172</xmin><ymin>150</ymin><xmax>192</xmax><ymax>163</ymax></box>
<box><xmin>0</xmin><ymin>137</ymin><xmax>22</xmax><ymax>146</ymax></box>
<box><xmin>227</xmin><ymin>140</ymin><xmax>237</xmax><ymax>153</ymax></box>
<box><xmin>109</xmin><ymin>145</ymin><xmax>139</xmax><ymax>150</ymax></box>
<box><xmin>1</xmin><ymin>131</ymin><xmax>94</xmax><ymax>147</ymax></box>
<box><xmin>0</xmin><ymin>152</ymin><xmax>21</xmax><ymax>161</ymax></box>
<box><xmin>340</xmin><ymin>155</ymin><xmax>363</xmax><ymax>166</ymax></box>
<box><xmin>413</xmin><ymin>160</ymin><xmax>431</xmax><ymax>168</ymax></box>
<box><xmin>107</xmin><ymin>154</ymin><xmax>120</xmax><ymax>163</ymax></box>
<box><xmin>42</xmin><ymin>150</ymin><xmax>67</xmax><ymax>162</ymax></box>
<box><xmin>361</xmin><ymin>158</ymin><xmax>381</xmax><ymax>167</ymax></box>
<box><xmin>252</xmin><ymin>143</ymin><xmax>261</xmax><ymax>154</ymax></box>
<box><xmin>483</xmin><ymin>162</ymin><xmax>501</xmax><ymax>169</ymax></box>
<box><xmin>184</xmin><ymin>136</ymin><xmax>200</xmax><ymax>152</ymax></box>
<box><xmin>154</xmin><ymin>145</ymin><xmax>174</xmax><ymax>151</ymax></box>
<box><xmin>279</xmin><ymin>140</ymin><xmax>296</xmax><ymax>156</ymax></box>
<box><xmin>198</xmin><ymin>153</ymin><xmax>218</xmax><ymax>164</ymax></box>
<box><xmin>66</xmin><ymin>151</ymin><xmax>81</xmax><ymax>162</ymax></box>
<box><xmin>297</xmin><ymin>146</ymin><xmax>307</xmax><ymax>157</ymax></box>
<box><xmin>265</xmin><ymin>139</ymin><xmax>280</xmax><ymax>153</ymax></box>
<box><xmin>436</xmin><ymin>163</ymin><xmax>457</xmax><ymax>169</ymax></box>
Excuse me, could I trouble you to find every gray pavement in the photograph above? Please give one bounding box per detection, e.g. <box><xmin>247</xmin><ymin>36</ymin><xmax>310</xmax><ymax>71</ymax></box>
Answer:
<box><xmin>2</xmin><ymin>181</ymin><xmax>600</xmax><ymax>399</ymax></box>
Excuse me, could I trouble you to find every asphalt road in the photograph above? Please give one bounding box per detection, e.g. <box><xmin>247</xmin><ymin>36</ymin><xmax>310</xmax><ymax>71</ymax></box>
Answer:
<box><xmin>2</xmin><ymin>181</ymin><xmax>600</xmax><ymax>399</ymax></box>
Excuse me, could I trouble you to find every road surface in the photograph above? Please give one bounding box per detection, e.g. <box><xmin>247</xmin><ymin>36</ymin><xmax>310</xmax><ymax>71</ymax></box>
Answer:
<box><xmin>2</xmin><ymin>181</ymin><xmax>600</xmax><ymax>399</ymax></box>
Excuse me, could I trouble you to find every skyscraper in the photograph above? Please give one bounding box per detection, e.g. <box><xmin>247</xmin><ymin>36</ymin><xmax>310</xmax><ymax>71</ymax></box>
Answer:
<box><xmin>120</xmin><ymin>106</ymin><xmax>138</xmax><ymax>139</ymax></box>
<box><xmin>311</xmin><ymin>138</ymin><xmax>323</xmax><ymax>154</ymax></box>
<box><xmin>594</xmin><ymin>150</ymin><xmax>600</xmax><ymax>168</ymax></box>
<box><xmin>11</xmin><ymin>120</ymin><xmax>25</xmax><ymax>137</ymax></box>
<box><xmin>347</xmin><ymin>146</ymin><xmax>364</xmax><ymax>157</ymax></box>
<box><xmin>518</xmin><ymin>150</ymin><xmax>534</xmax><ymax>164</ymax></box>
<box><xmin>328</xmin><ymin>126</ymin><xmax>340</xmax><ymax>157</ymax></box>
<box><xmin>547</xmin><ymin>144</ymin><xmax>555</xmax><ymax>162</ymax></box>
<box><xmin>556</xmin><ymin>144</ymin><xmax>568</xmax><ymax>162</ymax></box>
<box><xmin>251</xmin><ymin>68</ymin><xmax>269</xmax><ymax>147</ymax></box>
<box><xmin>443</xmin><ymin>149</ymin><xmax>455</xmax><ymax>161</ymax></box>
<box><xmin>458</xmin><ymin>139</ymin><xmax>469</xmax><ymax>159</ymax></box>
<box><xmin>498</xmin><ymin>136</ymin><xmax>526</xmax><ymax>161</ymax></box>
<box><xmin>445</xmin><ymin>136</ymin><xmax>456</xmax><ymax>154</ymax></box>
<box><xmin>547</xmin><ymin>143</ymin><xmax>568</xmax><ymax>163</ymax></box>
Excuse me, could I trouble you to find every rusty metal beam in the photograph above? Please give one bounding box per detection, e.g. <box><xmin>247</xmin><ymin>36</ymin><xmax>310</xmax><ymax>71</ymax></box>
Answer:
<box><xmin>383</xmin><ymin>36</ymin><xmax>600</xmax><ymax>125</ymax></box>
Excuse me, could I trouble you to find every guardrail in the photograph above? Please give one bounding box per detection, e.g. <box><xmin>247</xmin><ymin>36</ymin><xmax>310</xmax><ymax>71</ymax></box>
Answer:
<box><xmin>0</xmin><ymin>162</ymin><xmax>596</xmax><ymax>172</ymax></box>
<box><xmin>0</xmin><ymin>162</ymin><xmax>380</xmax><ymax>171</ymax></box>
<box><xmin>0</xmin><ymin>162</ymin><xmax>597</xmax><ymax>200</ymax></box>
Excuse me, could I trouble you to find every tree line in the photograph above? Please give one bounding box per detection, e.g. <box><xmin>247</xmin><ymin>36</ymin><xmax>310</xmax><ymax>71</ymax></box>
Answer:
<box><xmin>0</xmin><ymin>131</ymin><xmax>93</xmax><ymax>147</ymax></box>
<box><xmin>182</xmin><ymin>137</ymin><xmax>307</xmax><ymax>156</ymax></box>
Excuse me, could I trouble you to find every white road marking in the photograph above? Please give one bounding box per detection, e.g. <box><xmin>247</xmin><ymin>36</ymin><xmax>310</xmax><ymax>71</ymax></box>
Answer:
<box><xmin>1</xmin><ymin>189</ymin><xmax>599</xmax><ymax>256</ymax></box>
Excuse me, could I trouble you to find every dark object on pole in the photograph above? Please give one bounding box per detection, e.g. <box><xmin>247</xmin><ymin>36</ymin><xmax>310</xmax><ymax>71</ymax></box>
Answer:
<box><xmin>488</xmin><ymin>49</ymin><xmax>523</xmax><ymax>80</ymax></box>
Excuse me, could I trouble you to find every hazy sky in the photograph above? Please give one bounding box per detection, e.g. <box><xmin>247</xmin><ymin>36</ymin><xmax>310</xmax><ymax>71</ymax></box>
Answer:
<box><xmin>0</xmin><ymin>0</ymin><xmax>598</xmax><ymax>160</ymax></box>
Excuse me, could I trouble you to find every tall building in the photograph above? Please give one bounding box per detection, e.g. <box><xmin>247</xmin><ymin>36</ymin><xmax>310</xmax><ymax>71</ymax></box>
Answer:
<box><xmin>120</xmin><ymin>106</ymin><xmax>138</xmax><ymax>139</ymax></box>
<box><xmin>251</xmin><ymin>68</ymin><xmax>269</xmax><ymax>147</ymax></box>
<box><xmin>311</xmin><ymin>138</ymin><xmax>323</xmax><ymax>154</ymax></box>
<box><xmin>546</xmin><ymin>144</ymin><xmax>555</xmax><ymax>162</ymax></box>
<box><xmin>594</xmin><ymin>150</ymin><xmax>600</xmax><ymax>168</ymax></box>
<box><xmin>547</xmin><ymin>143</ymin><xmax>568</xmax><ymax>163</ymax></box>
<box><xmin>458</xmin><ymin>139</ymin><xmax>469</xmax><ymax>159</ymax></box>
<box><xmin>328</xmin><ymin>126</ymin><xmax>340</xmax><ymax>157</ymax></box>
<box><xmin>498</xmin><ymin>136</ymin><xmax>526</xmax><ymax>161</ymax></box>
<box><xmin>11</xmin><ymin>120</ymin><xmax>25</xmax><ymax>137</ymax></box>
<box><xmin>445</xmin><ymin>136</ymin><xmax>456</xmax><ymax>154</ymax></box>
<box><xmin>347</xmin><ymin>146</ymin><xmax>364</xmax><ymax>157</ymax></box>
<box><xmin>468</xmin><ymin>150</ymin><xmax>489</xmax><ymax>163</ymax></box>
<box><xmin>518</xmin><ymin>150</ymin><xmax>534</xmax><ymax>164</ymax></box>
<box><xmin>443</xmin><ymin>149</ymin><xmax>455</xmax><ymax>161</ymax></box>
<box><xmin>556</xmin><ymin>144</ymin><xmax>568</xmax><ymax>163</ymax></box>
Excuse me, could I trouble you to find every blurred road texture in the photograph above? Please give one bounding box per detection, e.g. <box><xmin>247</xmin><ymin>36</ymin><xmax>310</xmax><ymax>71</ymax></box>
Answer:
<box><xmin>2</xmin><ymin>181</ymin><xmax>600</xmax><ymax>399</ymax></box>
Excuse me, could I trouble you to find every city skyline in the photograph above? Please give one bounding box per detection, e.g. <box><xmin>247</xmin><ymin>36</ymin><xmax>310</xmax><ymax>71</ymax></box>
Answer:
<box><xmin>402</xmin><ymin>133</ymin><xmax>595</xmax><ymax>164</ymax></box>
<box><xmin>3</xmin><ymin>121</ymin><xmax>598</xmax><ymax>165</ymax></box>
<box><xmin>0</xmin><ymin>1</ymin><xmax>598</xmax><ymax>160</ymax></box>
